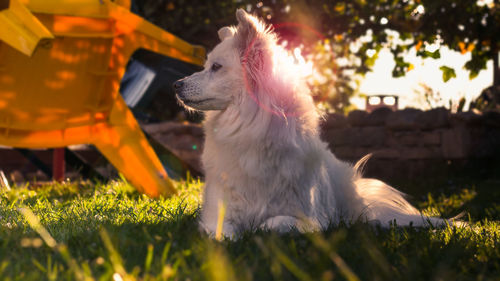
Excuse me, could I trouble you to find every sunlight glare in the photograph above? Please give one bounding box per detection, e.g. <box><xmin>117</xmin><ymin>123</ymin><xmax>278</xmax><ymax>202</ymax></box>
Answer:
<box><xmin>368</xmin><ymin>96</ymin><xmax>381</xmax><ymax>105</ymax></box>
<box><xmin>366</xmin><ymin>49</ymin><xmax>376</xmax><ymax>58</ymax></box>
<box><xmin>477</xmin><ymin>0</ymin><xmax>494</xmax><ymax>8</ymax></box>
<box><xmin>273</xmin><ymin>44</ymin><xmax>314</xmax><ymax>79</ymax></box>
<box><xmin>413</xmin><ymin>5</ymin><xmax>425</xmax><ymax>15</ymax></box>
<box><xmin>383</xmin><ymin>96</ymin><xmax>396</xmax><ymax>106</ymax></box>
<box><xmin>425</xmin><ymin>42</ymin><xmax>440</xmax><ymax>53</ymax></box>
<box><xmin>113</xmin><ymin>273</ymin><xmax>124</xmax><ymax>281</ymax></box>
<box><xmin>293</xmin><ymin>47</ymin><xmax>314</xmax><ymax>77</ymax></box>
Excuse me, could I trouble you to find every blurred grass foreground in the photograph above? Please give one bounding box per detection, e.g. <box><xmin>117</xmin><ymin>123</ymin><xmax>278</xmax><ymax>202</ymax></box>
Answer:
<box><xmin>0</xmin><ymin>175</ymin><xmax>499</xmax><ymax>281</ymax></box>
<box><xmin>0</xmin><ymin>1</ymin><xmax>500</xmax><ymax>280</ymax></box>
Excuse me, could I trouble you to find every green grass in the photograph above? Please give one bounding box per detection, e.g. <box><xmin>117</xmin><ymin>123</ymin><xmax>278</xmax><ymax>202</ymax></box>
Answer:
<box><xmin>0</xmin><ymin>176</ymin><xmax>499</xmax><ymax>281</ymax></box>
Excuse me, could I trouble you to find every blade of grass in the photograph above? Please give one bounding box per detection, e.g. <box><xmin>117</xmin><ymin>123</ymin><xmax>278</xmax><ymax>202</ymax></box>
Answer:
<box><xmin>309</xmin><ymin>232</ymin><xmax>361</xmax><ymax>281</ymax></box>
<box><xmin>19</xmin><ymin>207</ymin><xmax>93</xmax><ymax>281</ymax></box>
<box><xmin>99</xmin><ymin>228</ymin><xmax>134</xmax><ymax>281</ymax></box>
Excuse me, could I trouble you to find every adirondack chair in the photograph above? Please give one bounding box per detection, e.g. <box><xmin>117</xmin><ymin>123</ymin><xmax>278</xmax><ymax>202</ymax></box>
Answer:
<box><xmin>0</xmin><ymin>0</ymin><xmax>205</xmax><ymax>197</ymax></box>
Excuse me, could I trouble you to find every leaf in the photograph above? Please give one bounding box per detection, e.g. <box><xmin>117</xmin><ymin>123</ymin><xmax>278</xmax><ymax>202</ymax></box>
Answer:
<box><xmin>428</xmin><ymin>49</ymin><xmax>441</xmax><ymax>59</ymax></box>
<box><xmin>464</xmin><ymin>56</ymin><xmax>488</xmax><ymax>80</ymax></box>
<box><xmin>334</xmin><ymin>3</ymin><xmax>346</xmax><ymax>14</ymax></box>
<box><xmin>415</xmin><ymin>40</ymin><xmax>423</xmax><ymax>51</ymax></box>
<box><xmin>407</xmin><ymin>63</ymin><xmax>414</xmax><ymax>72</ymax></box>
<box><xmin>467</xmin><ymin>43</ymin><xmax>475</xmax><ymax>52</ymax></box>
<box><xmin>458</xmin><ymin>42</ymin><xmax>466</xmax><ymax>54</ymax></box>
<box><xmin>166</xmin><ymin>2</ymin><xmax>175</xmax><ymax>11</ymax></box>
<box><xmin>469</xmin><ymin>70</ymin><xmax>479</xmax><ymax>80</ymax></box>
<box><xmin>458</xmin><ymin>42</ymin><xmax>475</xmax><ymax>54</ymax></box>
<box><xmin>392</xmin><ymin>56</ymin><xmax>411</xmax><ymax>77</ymax></box>
<box><xmin>481</xmin><ymin>40</ymin><xmax>491</xmax><ymax>46</ymax></box>
<box><xmin>439</xmin><ymin>66</ymin><xmax>456</xmax><ymax>82</ymax></box>
<box><xmin>419</xmin><ymin>49</ymin><xmax>441</xmax><ymax>59</ymax></box>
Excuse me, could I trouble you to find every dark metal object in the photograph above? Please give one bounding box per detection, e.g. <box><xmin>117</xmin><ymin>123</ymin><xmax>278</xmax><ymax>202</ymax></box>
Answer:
<box><xmin>144</xmin><ymin>132</ymin><xmax>203</xmax><ymax>180</ymax></box>
<box><xmin>63</xmin><ymin>148</ymin><xmax>106</xmax><ymax>182</ymax></box>
<box><xmin>0</xmin><ymin>0</ymin><xmax>10</xmax><ymax>11</ymax></box>
<box><xmin>15</xmin><ymin>148</ymin><xmax>106</xmax><ymax>182</ymax></box>
<box><xmin>120</xmin><ymin>48</ymin><xmax>204</xmax><ymax>179</ymax></box>
<box><xmin>15</xmin><ymin>148</ymin><xmax>52</xmax><ymax>177</ymax></box>
<box><xmin>52</xmin><ymin>148</ymin><xmax>65</xmax><ymax>181</ymax></box>
<box><xmin>120</xmin><ymin>48</ymin><xmax>203</xmax><ymax>122</ymax></box>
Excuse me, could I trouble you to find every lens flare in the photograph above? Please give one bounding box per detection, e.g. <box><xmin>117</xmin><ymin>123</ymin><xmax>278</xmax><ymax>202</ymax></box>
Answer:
<box><xmin>241</xmin><ymin>22</ymin><xmax>327</xmax><ymax>118</ymax></box>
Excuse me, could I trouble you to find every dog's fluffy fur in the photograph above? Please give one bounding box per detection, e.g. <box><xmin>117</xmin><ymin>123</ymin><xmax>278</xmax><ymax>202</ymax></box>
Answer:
<box><xmin>174</xmin><ymin>9</ymin><xmax>451</xmax><ymax>236</ymax></box>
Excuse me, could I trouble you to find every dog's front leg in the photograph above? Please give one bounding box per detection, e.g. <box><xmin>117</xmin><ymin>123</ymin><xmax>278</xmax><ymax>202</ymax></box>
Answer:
<box><xmin>199</xmin><ymin>218</ymin><xmax>236</xmax><ymax>238</ymax></box>
<box><xmin>200</xmin><ymin>183</ymin><xmax>236</xmax><ymax>238</ymax></box>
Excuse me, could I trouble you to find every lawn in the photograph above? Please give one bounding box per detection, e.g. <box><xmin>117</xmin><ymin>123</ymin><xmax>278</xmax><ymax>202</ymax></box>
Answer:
<box><xmin>0</xmin><ymin>174</ymin><xmax>499</xmax><ymax>281</ymax></box>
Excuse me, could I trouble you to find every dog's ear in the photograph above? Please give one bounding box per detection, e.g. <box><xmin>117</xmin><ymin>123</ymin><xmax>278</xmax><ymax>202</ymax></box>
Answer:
<box><xmin>235</xmin><ymin>9</ymin><xmax>259</xmax><ymax>42</ymax></box>
<box><xmin>234</xmin><ymin>9</ymin><xmax>264</xmax><ymax>52</ymax></box>
<box><xmin>234</xmin><ymin>9</ymin><xmax>273</xmax><ymax>91</ymax></box>
<box><xmin>218</xmin><ymin>26</ymin><xmax>235</xmax><ymax>41</ymax></box>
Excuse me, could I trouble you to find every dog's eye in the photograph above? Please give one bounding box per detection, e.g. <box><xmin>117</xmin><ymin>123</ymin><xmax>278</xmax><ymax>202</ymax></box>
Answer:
<box><xmin>211</xmin><ymin>63</ymin><xmax>222</xmax><ymax>72</ymax></box>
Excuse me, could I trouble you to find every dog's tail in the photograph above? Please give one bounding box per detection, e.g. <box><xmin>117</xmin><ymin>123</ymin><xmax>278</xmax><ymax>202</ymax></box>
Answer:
<box><xmin>353</xmin><ymin>156</ymin><xmax>463</xmax><ymax>227</ymax></box>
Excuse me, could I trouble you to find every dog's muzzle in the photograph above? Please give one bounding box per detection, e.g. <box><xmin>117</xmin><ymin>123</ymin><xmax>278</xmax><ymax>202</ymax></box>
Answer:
<box><xmin>173</xmin><ymin>79</ymin><xmax>184</xmax><ymax>93</ymax></box>
<box><xmin>173</xmin><ymin>79</ymin><xmax>187</xmax><ymax>102</ymax></box>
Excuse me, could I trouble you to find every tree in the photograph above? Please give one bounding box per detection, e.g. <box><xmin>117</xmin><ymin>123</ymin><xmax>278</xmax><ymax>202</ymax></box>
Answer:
<box><xmin>133</xmin><ymin>0</ymin><xmax>359</xmax><ymax>113</ymax></box>
<box><xmin>255</xmin><ymin>0</ymin><xmax>500</xmax><ymax>86</ymax></box>
<box><xmin>132</xmin><ymin>0</ymin><xmax>247</xmax><ymax>49</ymax></box>
<box><xmin>133</xmin><ymin>0</ymin><xmax>500</xmax><ymax>111</ymax></box>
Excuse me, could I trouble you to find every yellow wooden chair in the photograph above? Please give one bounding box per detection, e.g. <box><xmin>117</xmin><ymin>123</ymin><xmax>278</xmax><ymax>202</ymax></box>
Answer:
<box><xmin>0</xmin><ymin>0</ymin><xmax>205</xmax><ymax>197</ymax></box>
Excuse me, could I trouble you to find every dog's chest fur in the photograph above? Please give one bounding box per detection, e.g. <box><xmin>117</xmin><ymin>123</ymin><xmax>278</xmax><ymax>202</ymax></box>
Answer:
<box><xmin>198</xmin><ymin>109</ymin><xmax>353</xmax><ymax>234</ymax></box>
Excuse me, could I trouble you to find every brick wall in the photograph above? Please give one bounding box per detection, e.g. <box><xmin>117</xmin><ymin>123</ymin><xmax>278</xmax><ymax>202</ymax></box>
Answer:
<box><xmin>143</xmin><ymin>108</ymin><xmax>500</xmax><ymax>182</ymax></box>
<box><xmin>320</xmin><ymin>108</ymin><xmax>500</xmax><ymax>181</ymax></box>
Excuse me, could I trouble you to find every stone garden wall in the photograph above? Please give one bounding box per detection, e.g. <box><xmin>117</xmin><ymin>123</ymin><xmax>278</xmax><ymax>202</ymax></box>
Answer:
<box><xmin>3</xmin><ymin>109</ymin><xmax>496</xmax><ymax>183</ymax></box>
<box><xmin>320</xmin><ymin>108</ymin><xmax>500</xmax><ymax>181</ymax></box>
<box><xmin>144</xmin><ymin>108</ymin><xmax>500</xmax><ymax>182</ymax></box>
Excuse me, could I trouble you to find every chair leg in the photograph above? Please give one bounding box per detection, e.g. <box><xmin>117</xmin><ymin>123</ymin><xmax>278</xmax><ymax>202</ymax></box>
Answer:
<box><xmin>52</xmin><ymin>148</ymin><xmax>65</xmax><ymax>181</ymax></box>
<box><xmin>92</xmin><ymin>121</ymin><xmax>177</xmax><ymax>198</ymax></box>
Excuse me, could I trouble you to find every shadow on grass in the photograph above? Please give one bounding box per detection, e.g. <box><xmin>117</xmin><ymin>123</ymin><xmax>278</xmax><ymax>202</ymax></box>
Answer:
<box><xmin>0</xmin><ymin>167</ymin><xmax>498</xmax><ymax>280</ymax></box>
<box><xmin>388</xmin><ymin>160</ymin><xmax>500</xmax><ymax>221</ymax></box>
<box><xmin>2</xmin><ymin>204</ymin><xmax>499</xmax><ymax>281</ymax></box>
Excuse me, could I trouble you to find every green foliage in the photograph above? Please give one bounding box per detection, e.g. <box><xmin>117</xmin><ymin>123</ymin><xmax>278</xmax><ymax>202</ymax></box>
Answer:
<box><xmin>469</xmin><ymin>85</ymin><xmax>500</xmax><ymax>111</ymax></box>
<box><xmin>134</xmin><ymin>0</ymin><xmax>359</xmax><ymax>113</ymax></box>
<box><xmin>133</xmin><ymin>0</ymin><xmax>250</xmax><ymax>49</ymax></box>
<box><xmin>306</xmin><ymin>40</ymin><xmax>358</xmax><ymax>114</ymax></box>
<box><xmin>439</xmin><ymin>66</ymin><xmax>457</xmax><ymax>82</ymax></box>
<box><xmin>254</xmin><ymin>0</ymin><xmax>500</xmax><ymax>84</ymax></box>
<box><xmin>412</xmin><ymin>83</ymin><xmax>445</xmax><ymax>110</ymax></box>
<box><xmin>0</xmin><ymin>176</ymin><xmax>499</xmax><ymax>280</ymax></box>
<box><xmin>135</xmin><ymin>0</ymin><xmax>499</xmax><ymax>113</ymax></box>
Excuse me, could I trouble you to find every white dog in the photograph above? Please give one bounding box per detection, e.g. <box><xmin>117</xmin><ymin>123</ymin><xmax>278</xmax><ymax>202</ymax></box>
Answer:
<box><xmin>173</xmin><ymin>9</ymin><xmax>452</xmax><ymax>236</ymax></box>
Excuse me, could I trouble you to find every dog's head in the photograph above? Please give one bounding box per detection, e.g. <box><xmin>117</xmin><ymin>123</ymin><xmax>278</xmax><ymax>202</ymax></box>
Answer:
<box><xmin>173</xmin><ymin>9</ymin><xmax>276</xmax><ymax>111</ymax></box>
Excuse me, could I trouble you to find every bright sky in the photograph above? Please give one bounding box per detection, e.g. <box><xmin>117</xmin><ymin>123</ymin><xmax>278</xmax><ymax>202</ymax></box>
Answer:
<box><xmin>352</xmin><ymin>47</ymin><xmax>494</xmax><ymax>110</ymax></box>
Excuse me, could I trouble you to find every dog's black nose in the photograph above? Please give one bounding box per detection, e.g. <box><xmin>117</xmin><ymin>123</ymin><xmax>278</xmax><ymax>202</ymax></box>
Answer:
<box><xmin>173</xmin><ymin>80</ymin><xmax>184</xmax><ymax>91</ymax></box>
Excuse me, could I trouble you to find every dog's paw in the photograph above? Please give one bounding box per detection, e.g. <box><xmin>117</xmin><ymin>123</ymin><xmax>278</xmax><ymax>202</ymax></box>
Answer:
<box><xmin>199</xmin><ymin>219</ymin><xmax>236</xmax><ymax>239</ymax></box>
<box><xmin>262</xmin><ymin>216</ymin><xmax>298</xmax><ymax>232</ymax></box>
